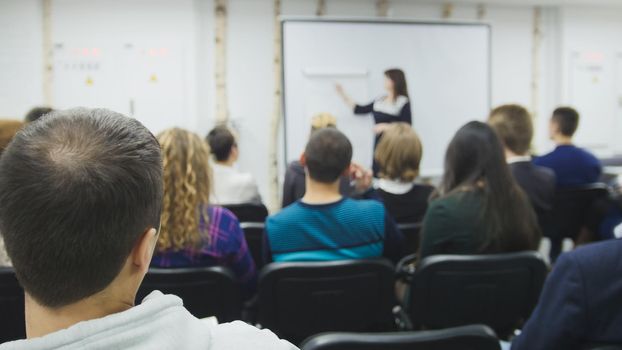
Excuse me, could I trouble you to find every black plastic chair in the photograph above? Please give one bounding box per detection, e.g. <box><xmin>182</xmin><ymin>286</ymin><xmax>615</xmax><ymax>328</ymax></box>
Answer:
<box><xmin>403</xmin><ymin>251</ymin><xmax>548</xmax><ymax>339</ymax></box>
<box><xmin>223</xmin><ymin>203</ymin><xmax>269</xmax><ymax>223</ymax></box>
<box><xmin>548</xmin><ymin>183</ymin><xmax>609</xmax><ymax>261</ymax></box>
<box><xmin>136</xmin><ymin>266</ymin><xmax>242</xmax><ymax>322</ymax></box>
<box><xmin>256</xmin><ymin>259</ymin><xmax>396</xmax><ymax>344</ymax></box>
<box><xmin>0</xmin><ymin>267</ymin><xmax>25</xmax><ymax>343</ymax></box>
<box><xmin>300</xmin><ymin>324</ymin><xmax>501</xmax><ymax>350</ymax></box>
<box><xmin>240</xmin><ymin>222</ymin><xmax>265</xmax><ymax>269</ymax></box>
<box><xmin>396</xmin><ymin>222</ymin><xmax>422</xmax><ymax>257</ymax></box>
<box><xmin>583</xmin><ymin>345</ymin><xmax>622</xmax><ymax>350</ymax></box>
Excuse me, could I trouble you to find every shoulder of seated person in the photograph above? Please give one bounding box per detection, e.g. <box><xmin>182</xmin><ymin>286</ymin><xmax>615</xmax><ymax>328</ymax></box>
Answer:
<box><xmin>212</xmin><ymin>206</ymin><xmax>241</xmax><ymax>222</ymax></box>
<box><xmin>562</xmin><ymin>239</ymin><xmax>622</xmax><ymax>269</ymax></box>
<box><xmin>209</xmin><ymin>321</ymin><xmax>297</xmax><ymax>349</ymax></box>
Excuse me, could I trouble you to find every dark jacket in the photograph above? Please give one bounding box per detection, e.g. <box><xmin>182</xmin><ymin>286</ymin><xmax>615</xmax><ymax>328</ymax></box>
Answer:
<box><xmin>377</xmin><ymin>184</ymin><xmax>434</xmax><ymax>224</ymax></box>
<box><xmin>509</xmin><ymin>161</ymin><xmax>556</xmax><ymax>229</ymax></box>
<box><xmin>512</xmin><ymin>239</ymin><xmax>622</xmax><ymax>350</ymax></box>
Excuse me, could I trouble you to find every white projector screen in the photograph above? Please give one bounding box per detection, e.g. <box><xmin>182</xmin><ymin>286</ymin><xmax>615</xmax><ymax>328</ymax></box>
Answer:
<box><xmin>282</xmin><ymin>19</ymin><xmax>491</xmax><ymax>176</ymax></box>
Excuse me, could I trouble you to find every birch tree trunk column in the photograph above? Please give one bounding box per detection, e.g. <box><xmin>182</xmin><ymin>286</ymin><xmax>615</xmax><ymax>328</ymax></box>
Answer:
<box><xmin>214</xmin><ymin>0</ymin><xmax>229</xmax><ymax>124</ymax></box>
<box><xmin>42</xmin><ymin>0</ymin><xmax>53</xmax><ymax>106</ymax></box>
<box><xmin>268</xmin><ymin>0</ymin><xmax>282</xmax><ymax>212</ymax></box>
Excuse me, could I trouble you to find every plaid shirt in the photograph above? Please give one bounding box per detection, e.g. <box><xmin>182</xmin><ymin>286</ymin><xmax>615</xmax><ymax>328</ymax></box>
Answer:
<box><xmin>151</xmin><ymin>206</ymin><xmax>257</xmax><ymax>295</ymax></box>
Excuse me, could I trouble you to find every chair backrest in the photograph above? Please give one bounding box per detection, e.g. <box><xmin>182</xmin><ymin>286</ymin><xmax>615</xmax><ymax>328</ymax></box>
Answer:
<box><xmin>407</xmin><ymin>251</ymin><xmax>548</xmax><ymax>339</ymax></box>
<box><xmin>300</xmin><ymin>324</ymin><xmax>501</xmax><ymax>350</ymax></box>
<box><xmin>0</xmin><ymin>267</ymin><xmax>25</xmax><ymax>343</ymax></box>
<box><xmin>257</xmin><ymin>259</ymin><xmax>396</xmax><ymax>344</ymax></box>
<box><xmin>240</xmin><ymin>222</ymin><xmax>265</xmax><ymax>269</ymax></box>
<box><xmin>396</xmin><ymin>222</ymin><xmax>422</xmax><ymax>257</ymax></box>
<box><xmin>551</xmin><ymin>183</ymin><xmax>609</xmax><ymax>240</ymax></box>
<box><xmin>223</xmin><ymin>203</ymin><xmax>269</xmax><ymax>223</ymax></box>
<box><xmin>136</xmin><ymin>266</ymin><xmax>242</xmax><ymax>322</ymax></box>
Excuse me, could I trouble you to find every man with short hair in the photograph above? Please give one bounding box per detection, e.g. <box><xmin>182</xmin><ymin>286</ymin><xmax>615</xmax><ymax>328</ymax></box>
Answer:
<box><xmin>264</xmin><ymin>128</ymin><xmax>403</xmax><ymax>263</ymax></box>
<box><xmin>0</xmin><ymin>108</ymin><xmax>296</xmax><ymax>349</ymax></box>
<box><xmin>488</xmin><ymin>104</ymin><xmax>555</xmax><ymax>227</ymax></box>
<box><xmin>534</xmin><ymin>107</ymin><xmax>602</xmax><ymax>188</ymax></box>
<box><xmin>206</xmin><ymin>125</ymin><xmax>262</xmax><ymax>205</ymax></box>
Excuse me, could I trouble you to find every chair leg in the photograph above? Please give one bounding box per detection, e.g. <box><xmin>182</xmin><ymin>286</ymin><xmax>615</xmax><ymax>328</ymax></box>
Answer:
<box><xmin>392</xmin><ymin>305</ymin><xmax>413</xmax><ymax>331</ymax></box>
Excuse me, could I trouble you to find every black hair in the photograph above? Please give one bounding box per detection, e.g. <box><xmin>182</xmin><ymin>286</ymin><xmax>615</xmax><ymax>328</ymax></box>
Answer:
<box><xmin>24</xmin><ymin>106</ymin><xmax>54</xmax><ymax>123</ymax></box>
<box><xmin>437</xmin><ymin>121</ymin><xmax>540</xmax><ymax>253</ymax></box>
<box><xmin>0</xmin><ymin>108</ymin><xmax>163</xmax><ymax>307</ymax></box>
<box><xmin>206</xmin><ymin>126</ymin><xmax>236</xmax><ymax>162</ymax></box>
<box><xmin>552</xmin><ymin>106</ymin><xmax>580</xmax><ymax>137</ymax></box>
<box><xmin>304</xmin><ymin>128</ymin><xmax>352</xmax><ymax>183</ymax></box>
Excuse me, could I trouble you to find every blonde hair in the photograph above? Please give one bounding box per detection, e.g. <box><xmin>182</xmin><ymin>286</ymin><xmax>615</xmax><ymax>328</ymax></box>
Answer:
<box><xmin>375</xmin><ymin>123</ymin><xmax>422</xmax><ymax>182</ymax></box>
<box><xmin>310</xmin><ymin>112</ymin><xmax>337</xmax><ymax>133</ymax></box>
<box><xmin>157</xmin><ymin>128</ymin><xmax>212</xmax><ymax>252</ymax></box>
<box><xmin>488</xmin><ymin>104</ymin><xmax>533</xmax><ymax>155</ymax></box>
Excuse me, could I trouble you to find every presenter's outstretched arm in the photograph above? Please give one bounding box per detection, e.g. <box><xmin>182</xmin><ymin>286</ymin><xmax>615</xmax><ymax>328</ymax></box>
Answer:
<box><xmin>335</xmin><ymin>83</ymin><xmax>355</xmax><ymax>110</ymax></box>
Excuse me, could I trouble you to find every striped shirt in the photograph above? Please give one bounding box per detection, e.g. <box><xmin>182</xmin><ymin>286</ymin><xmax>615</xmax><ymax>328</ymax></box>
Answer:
<box><xmin>151</xmin><ymin>206</ymin><xmax>257</xmax><ymax>295</ymax></box>
<box><xmin>265</xmin><ymin>197</ymin><xmax>403</xmax><ymax>263</ymax></box>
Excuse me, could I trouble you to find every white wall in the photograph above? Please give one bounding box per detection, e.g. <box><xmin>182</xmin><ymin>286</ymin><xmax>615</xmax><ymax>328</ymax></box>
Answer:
<box><xmin>0</xmin><ymin>0</ymin><xmax>43</xmax><ymax>118</ymax></box>
<box><xmin>1</xmin><ymin>0</ymin><xmax>622</xmax><ymax>201</ymax></box>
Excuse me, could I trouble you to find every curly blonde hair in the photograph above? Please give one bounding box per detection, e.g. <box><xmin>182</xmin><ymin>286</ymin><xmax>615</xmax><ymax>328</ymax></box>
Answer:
<box><xmin>157</xmin><ymin>128</ymin><xmax>211</xmax><ymax>252</ymax></box>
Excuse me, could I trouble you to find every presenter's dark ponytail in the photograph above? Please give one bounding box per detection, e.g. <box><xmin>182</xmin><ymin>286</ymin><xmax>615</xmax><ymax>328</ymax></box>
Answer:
<box><xmin>384</xmin><ymin>69</ymin><xmax>409</xmax><ymax>98</ymax></box>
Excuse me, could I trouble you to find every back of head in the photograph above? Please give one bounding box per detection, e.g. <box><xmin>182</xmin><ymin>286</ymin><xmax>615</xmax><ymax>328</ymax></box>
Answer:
<box><xmin>488</xmin><ymin>104</ymin><xmax>533</xmax><ymax>155</ymax></box>
<box><xmin>304</xmin><ymin>128</ymin><xmax>352</xmax><ymax>183</ymax></box>
<box><xmin>24</xmin><ymin>106</ymin><xmax>54</xmax><ymax>123</ymax></box>
<box><xmin>206</xmin><ymin>125</ymin><xmax>235</xmax><ymax>162</ymax></box>
<box><xmin>158</xmin><ymin>128</ymin><xmax>211</xmax><ymax>252</ymax></box>
<box><xmin>552</xmin><ymin>106</ymin><xmax>580</xmax><ymax>137</ymax></box>
<box><xmin>440</xmin><ymin>121</ymin><xmax>540</xmax><ymax>253</ymax></box>
<box><xmin>310</xmin><ymin>112</ymin><xmax>337</xmax><ymax>134</ymax></box>
<box><xmin>0</xmin><ymin>108</ymin><xmax>163</xmax><ymax>308</ymax></box>
<box><xmin>375</xmin><ymin>123</ymin><xmax>422</xmax><ymax>182</ymax></box>
<box><xmin>0</xmin><ymin>120</ymin><xmax>24</xmax><ymax>155</ymax></box>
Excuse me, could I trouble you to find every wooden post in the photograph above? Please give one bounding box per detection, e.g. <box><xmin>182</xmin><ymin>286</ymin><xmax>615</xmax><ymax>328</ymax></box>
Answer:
<box><xmin>267</xmin><ymin>0</ymin><xmax>282</xmax><ymax>212</ymax></box>
<box><xmin>442</xmin><ymin>3</ymin><xmax>454</xmax><ymax>19</ymax></box>
<box><xmin>214</xmin><ymin>0</ymin><xmax>229</xmax><ymax>123</ymax></box>
<box><xmin>376</xmin><ymin>0</ymin><xmax>389</xmax><ymax>17</ymax></box>
<box><xmin>42</xmin><ymin>0</ymin><xmax>53</xmax><ymax>106</ymax></box>
<box><xmin>316</xmin><ymin>0</ymin><xmax>326</xmax><ymax>16</ymax></box>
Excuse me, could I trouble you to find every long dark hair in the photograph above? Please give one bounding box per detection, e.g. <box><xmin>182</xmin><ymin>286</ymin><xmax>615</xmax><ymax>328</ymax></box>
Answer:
<box><xmin>384</xmin><ymin>68</ymin><xmax>409</xmax><ymax>98</ymax></box>
<box><xmin>436</xmin><ymin>121</ymin><xmax>541</xmax><ymax>253</ymax></box>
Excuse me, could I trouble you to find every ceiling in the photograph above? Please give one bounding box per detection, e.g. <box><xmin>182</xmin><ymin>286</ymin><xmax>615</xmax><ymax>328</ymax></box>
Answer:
<box><xmin>389</xmin><ymin>0</ymin><xmax>622</xmax><ymax>7</ymax></box>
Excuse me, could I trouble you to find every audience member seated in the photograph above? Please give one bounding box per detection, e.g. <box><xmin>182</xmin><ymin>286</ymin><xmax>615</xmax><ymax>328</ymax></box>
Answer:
<box><xmin>0</xmin><ymin>119</ymin><xmax>23</xmax><ymax>267</ymax></box>
<box><xmin>0</xmin><ymin>108</ymin><xmax>296</xmax><ymax>349</ymax></box>
<box><xmin>419</xmin><ymin>121</ymin><xmax>541</xmax><ymax>260</ymax></box>
<box><xmin>282</xmin><ymin>113</ymin><xmax>352</xmax><ymax>208</ymax></box>
<box><xmin>534</xmin><ymin>107</ymin><xmax>602</xmax><ymax>188</ymax></box>
<box><xmin>374</xmin><ymin>122</ymin><xmax>433</xmax><ymax>223</ymax></box>
<box><xmin>511</xmin><ymin>239</ymin><xmax>622</xmax><ymax>350</ymax></box>
<box><xmin>24</xmin><ymin>106</ymin><xmax>53</xmax><ymax>123</ymax></box>
<box><xmin>206</xmin><ymin>125</ymin><xmax>262</xmax><ymax>205</ymax></box>
<box><xmin>152</xmin><ymin>128</ymin><xmax>257</xmax><ymax>296</ymax></box>
<box><xmin>265</xmin><ymin>128</ymin><xmax>404</xmax><ymax>263</ymax></box>
<box><xmin>488</xmin><ymin>104</ymin><xmax>556</xmax><ymax>228</ymax></box>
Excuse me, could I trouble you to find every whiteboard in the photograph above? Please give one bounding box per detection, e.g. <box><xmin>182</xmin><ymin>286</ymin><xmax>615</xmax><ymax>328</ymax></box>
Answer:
<box><xmin>282</xmin><ymin>19</ymin><xmax>491</xmax><ymax>176</ymax></box>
